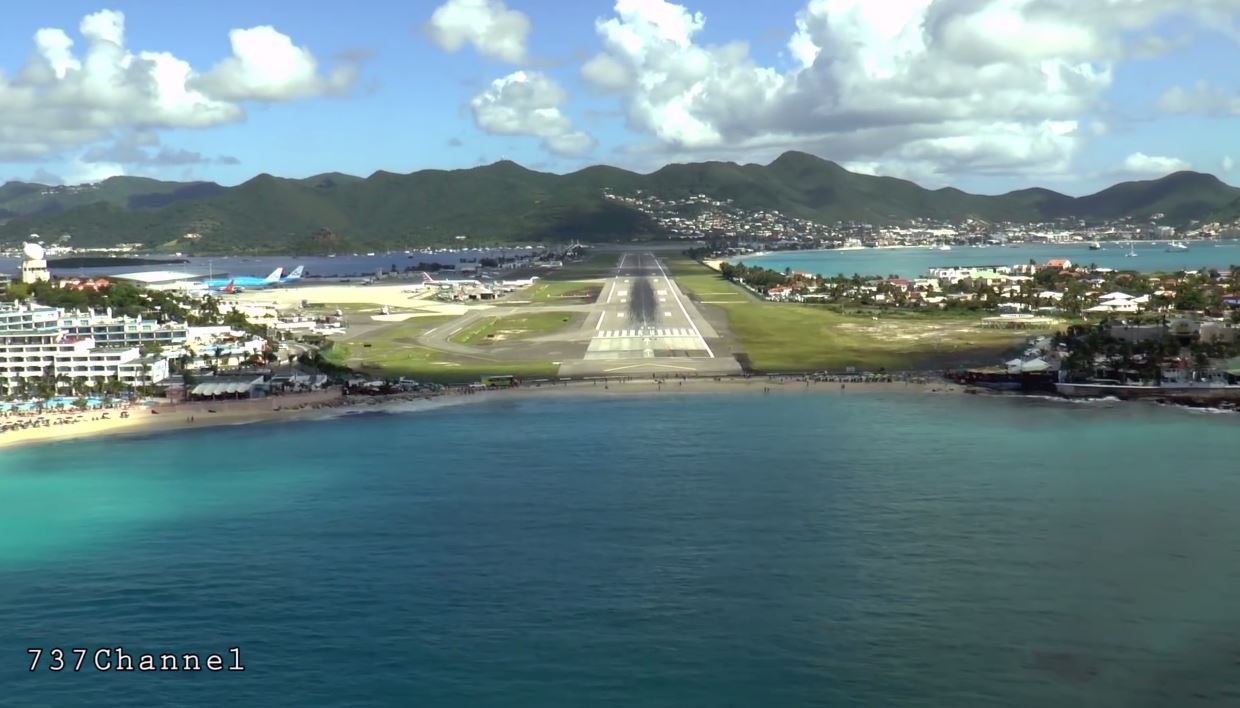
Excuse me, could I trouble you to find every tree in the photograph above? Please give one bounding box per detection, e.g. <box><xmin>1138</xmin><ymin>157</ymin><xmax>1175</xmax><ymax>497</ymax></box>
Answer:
<box><xmin>2</xmin><ymin>282</ymin><xmax>31</xmax><ymax>301</ymax></box>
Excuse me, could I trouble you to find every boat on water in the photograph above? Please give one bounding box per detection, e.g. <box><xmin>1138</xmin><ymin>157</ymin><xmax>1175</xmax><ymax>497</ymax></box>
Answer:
<box><xmin>1089</xmin><ymin>241</ymin><xmax>1102</xmax><ymax>250</ymax></box>
<box><xmin>937</xmin><ymin>244</ymin><xmax>952</xmax><ymax>251</ymax></box>
<box><xmin>1125</xmin><ymin>243</ymin><xmax>1138</xmax><ymax>257</ymax></box>
<box><xmin>1166</xmin><ymin>241</ymin><xmax>1189</xmax><ymax>252</ymax></box>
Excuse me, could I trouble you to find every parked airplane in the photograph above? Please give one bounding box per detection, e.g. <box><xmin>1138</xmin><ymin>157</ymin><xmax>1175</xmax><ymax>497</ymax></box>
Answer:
<box><xmin>420</xmin><ymin>271</ymin><xmax>481</xmax><ymax>287</ymax></box>
<box><xmin>278</xmin><ymin>266</ymin><xmax>305</xmax><ymax>284</ymax></box>
<box><xmin>187</xmin><ymin>279</ymin><xmax>236</xmax><ymax>296</ymax></box>
<box><xmin>500</xmin><ymin>276</ymin><xmax>540</xmax><ymax>288</ymax></box>
<box><xmin>201</xmin><ymin>267</ymin><xmax>283</xmax><ymax>289</ymax></box>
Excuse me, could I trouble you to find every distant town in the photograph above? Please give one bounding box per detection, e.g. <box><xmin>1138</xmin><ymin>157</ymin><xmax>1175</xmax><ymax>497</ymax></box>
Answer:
<box><xmin>604</xmin><ymin>189</ymin><xmax>1240</xmax><ymax>249</ymax></box>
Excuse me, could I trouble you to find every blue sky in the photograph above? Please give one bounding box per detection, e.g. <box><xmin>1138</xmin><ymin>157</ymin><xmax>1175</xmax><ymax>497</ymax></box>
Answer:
<box><xmin>0</xmin><ymin>0</ymin><xmax>1238</xmax><ymax>195</ymax></box>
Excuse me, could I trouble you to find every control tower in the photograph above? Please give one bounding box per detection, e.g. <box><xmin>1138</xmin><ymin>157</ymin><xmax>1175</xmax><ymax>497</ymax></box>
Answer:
<box><xmin>20</xmin><ymin>242</ymin><xmax>51</xmax><ymax>284</ymax></box>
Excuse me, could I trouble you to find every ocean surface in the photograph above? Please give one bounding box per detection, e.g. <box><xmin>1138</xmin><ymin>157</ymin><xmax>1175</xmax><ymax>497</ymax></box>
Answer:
<box><xmin>740</xmin><ymin>240</ymin><xmax>1240</xmax><ymax>279</ymax></box>
<box><xmin>4</xmin><ymin>392</ymin><xmax>1240</xmax><ymax>707</ymax></box>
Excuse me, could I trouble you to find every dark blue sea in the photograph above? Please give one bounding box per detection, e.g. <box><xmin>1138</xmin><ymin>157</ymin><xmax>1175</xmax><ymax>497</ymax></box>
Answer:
<box><xmin>4</xmin><ymin>392</ymin><xmax>1240</xmax><ymax>706</ymax></box>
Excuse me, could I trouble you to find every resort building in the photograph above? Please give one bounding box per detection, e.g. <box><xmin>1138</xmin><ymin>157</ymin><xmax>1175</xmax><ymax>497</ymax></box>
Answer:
<box><xmin>58</xmin><ymin>308</ymin><xmax>188</xmax><ymax>347</ymax></box>
<box><xmin>0</xmin><ymin>302</ymin><xmax>170</xmax><ymax>395</ymax></box>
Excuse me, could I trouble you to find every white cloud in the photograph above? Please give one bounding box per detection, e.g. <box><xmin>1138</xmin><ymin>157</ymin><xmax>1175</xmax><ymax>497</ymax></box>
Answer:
<box><xmin>581</xmin><ymin>53</ymin><xmax>632</xmax><ymax>91</ymax></box>
<box><xmin>81</xmin><ymin>130</ymin><xmax>234</xmax><ymax>167</ymax></box>
<box><xmin>425</xmin><ymin>0</ymin><xmax>530</xmax><ymax>63</ymax></box>
<box><xmin>841</xmin><ymin>161</ymin><xmax>880</xmax><ymax>176</ymax></box>
<box><xmin>545</xmin><ymin>132</ymin><xmax>596</xmax><ymax>156</ymax></box>
<box><xmin>64</xmin><ymin>157</ymin><xmax>125</xmax><ymax>184</ymax></box>
<box><xmin>1119</xmin><ymin>152</ymin><xmax>1191</xmax><ymax>177</ymax></box>
<box><xmin>470</xmin><ymin>71</ymin><xmax>596</xmax><ymax>156</ymax></box>
<box><xmin>1223</xmin><ymin>156</ymin><xmax>1235</xmax><ymax>173</ymax></box>
<box><xmin>195</xmin><ymin>26</ymin><xmax>358</xmax><ymax>101</ymax></box>
<box><xmin>581</xmin><ymin>0</ymin><xmax>1240</xmax><ymax>181</ymax></box>
<box><xmin>1156</xmin><ymin>80</ymin><xmax>1240</xmax><ymax>115</ymax></box>
<box><xmin>0</xmin><ymin>9</ymin><xmax>358</xmax><ymax>162</ymax></box>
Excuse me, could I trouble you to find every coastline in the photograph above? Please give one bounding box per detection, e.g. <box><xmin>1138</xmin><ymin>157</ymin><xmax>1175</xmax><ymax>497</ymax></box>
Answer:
<box><xmin>0</xmin><ymin>376</ymin><xmax>963</xmax><ymax>451</ymax></box>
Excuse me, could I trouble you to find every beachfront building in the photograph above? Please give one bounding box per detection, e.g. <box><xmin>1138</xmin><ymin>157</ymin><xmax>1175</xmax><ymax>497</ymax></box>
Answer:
<box><xmin>0</xmin><ymin>302</ymin><xmax>170</xmax><ymax>396</ymax></box>
<box><xmin>58</xmin><ymin>308</ymin><xmax>188</xmax><ymax>348</ymax></box>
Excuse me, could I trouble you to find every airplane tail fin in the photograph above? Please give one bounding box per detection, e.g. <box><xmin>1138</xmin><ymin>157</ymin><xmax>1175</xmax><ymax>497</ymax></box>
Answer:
<box><xmin>223</xmin><ymin>280</ymin><xmax>235</xmax><ymax>293</ymax></box>
<box><xmin>421</xmin><ymin>272</ymin><xmax>436</xmax><ymax>283</ymax></box>
<box><xmin>286</xmin><ymin>266</ymin><xmax>305</xmax><ymax>281</ymax></box>
<box><xmin>264</xmin><ymin>268</ymin><xmax>283</xmax><ymax>284</ymax></box>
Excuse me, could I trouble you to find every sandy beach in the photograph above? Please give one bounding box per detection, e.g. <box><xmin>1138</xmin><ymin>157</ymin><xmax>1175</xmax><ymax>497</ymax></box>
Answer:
<box><xmin>0</xmin><ymin>389</ymin><xmax>347</xmax><ymax>451</ymax></box>
<box><xmin>0</xmin><ymin>375</ymin><xmax>963</xmax><ymax>452</ymax></box>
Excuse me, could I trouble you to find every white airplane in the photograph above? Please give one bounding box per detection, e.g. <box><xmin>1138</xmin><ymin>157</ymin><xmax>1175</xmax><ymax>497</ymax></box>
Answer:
<box><xmin>500</xmin><ymin>276</ymin><xmax>540</xmax><ymax>288</ymax></box>
<box><xmin>492</xmin><ymin>275</ymin><xmax>540</xmax><ymax>292</ymax></box>
<box><xmin>420</xmin><ymin>272</ymin><xmax>481</xmax><ymax>288</ymax></box>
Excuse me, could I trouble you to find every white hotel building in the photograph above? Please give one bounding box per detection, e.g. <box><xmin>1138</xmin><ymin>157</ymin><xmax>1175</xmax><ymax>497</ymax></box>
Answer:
<box><xmin>0</xmin><ymin>302</ymin><xmax>169</xmax><ymax>395</ymax></box>
<box><xmin>58</xmin><ymin>308</ymin><xmax>188</xmax><ymax>347</ymax></box>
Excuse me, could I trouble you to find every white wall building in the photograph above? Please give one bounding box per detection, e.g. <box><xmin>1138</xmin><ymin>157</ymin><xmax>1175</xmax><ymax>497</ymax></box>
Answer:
<box><xmin>59</xmin><ymin>309</ymin><xmax>188</xmax><ymax>347</ymax></box>
<box><xmin>0</xmin><ymin>302</ymin><xmax>170</xmax><ymax>395</ymax></box>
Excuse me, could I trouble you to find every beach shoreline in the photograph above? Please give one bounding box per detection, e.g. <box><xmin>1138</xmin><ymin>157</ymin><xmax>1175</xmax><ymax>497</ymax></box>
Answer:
<box><xmin>0</xmin><ymin>375</ymin><xmax>964</xmax><ymax>451</ymax></box>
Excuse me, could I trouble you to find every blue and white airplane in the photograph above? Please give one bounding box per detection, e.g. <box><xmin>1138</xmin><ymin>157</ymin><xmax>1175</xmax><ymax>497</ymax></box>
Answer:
<box><xmin>279</xmin><ymin>266</ymin><xmax>305</xmax><ymax>284</ymax></box>
<box><xmin>201</xmin><ymin>267</ymin><xmax>283</xmax><ymax>289</ymax></box>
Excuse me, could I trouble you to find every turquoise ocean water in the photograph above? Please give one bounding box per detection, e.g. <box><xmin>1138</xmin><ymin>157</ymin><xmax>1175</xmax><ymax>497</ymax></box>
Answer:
<box><xmin>739</xmin><ymin>241</ymin><xmax>1240</xmax><ymax>279</ymax></box>
<box><xmin>4</xmin><ymin>392</ymin><xmax>1240</xmax><ymax>706</ymax></box>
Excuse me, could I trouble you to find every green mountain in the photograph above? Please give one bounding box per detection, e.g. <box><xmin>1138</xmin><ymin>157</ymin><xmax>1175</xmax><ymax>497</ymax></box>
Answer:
<box><xmin>2</xmin><ymin>152</ymin><xmax>1237</xmax><ymax>254</ymax></box>
<box><xmin>0</xmin><ymin>176</ymin><xmax>225</xmax><ymax>218</ymax></box>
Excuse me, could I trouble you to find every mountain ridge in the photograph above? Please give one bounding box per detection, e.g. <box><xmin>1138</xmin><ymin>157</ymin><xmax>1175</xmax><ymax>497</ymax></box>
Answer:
<box><xmin>1</xmin><ymin>152</ymin><xmax>1237</xmax><ymax>255</ymax></box>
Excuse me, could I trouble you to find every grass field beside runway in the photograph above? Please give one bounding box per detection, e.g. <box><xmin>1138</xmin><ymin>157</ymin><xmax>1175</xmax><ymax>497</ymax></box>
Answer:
<box><xmin>539</xmin><ymin>252</ymin><xmax>620</xmax><ymax>280</ymax></box>
<box><xmin>521</xmin><ymin>281</ymin><xmax>602</xmax><ymax>303</ymax></box>
<box><xmin>449</xmin><ymin>312</ymin><xmax>585</xmax><ymax>346</ymax></box>
<box><xmin>665</xmin><ymin>256</ymin><xmax>1052</xmax><ymax>372</ymax></box>
<box><xmin>322</xmin><ymin>316</ymin><xmax>559</xmax><ymax>382</ymax></box>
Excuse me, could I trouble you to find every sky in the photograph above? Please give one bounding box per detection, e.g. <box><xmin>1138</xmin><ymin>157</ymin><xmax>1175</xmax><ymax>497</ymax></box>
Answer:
<box><xmin>0</xmin><ymin>0</ymin><xmax>1238</xmax><ymax>195</ymax></box>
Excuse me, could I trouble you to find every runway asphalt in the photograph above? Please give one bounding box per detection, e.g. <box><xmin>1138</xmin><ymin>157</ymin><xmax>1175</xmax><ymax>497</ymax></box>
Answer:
<box><xmin>559</xmin><ymin>252</ymin><xmax>741</xmax><ymax>376</ymax></box>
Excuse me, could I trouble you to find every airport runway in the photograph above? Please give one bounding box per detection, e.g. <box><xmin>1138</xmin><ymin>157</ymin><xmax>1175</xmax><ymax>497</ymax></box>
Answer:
<box><xmin>331</xmin><ymin>249</ymin><xmax>743</xmax><ymax>378</ymax></box>
<box><xmin>559</xmin><ymin>252</ymin><xmax>741</xmax><ymax>376</ymax></box>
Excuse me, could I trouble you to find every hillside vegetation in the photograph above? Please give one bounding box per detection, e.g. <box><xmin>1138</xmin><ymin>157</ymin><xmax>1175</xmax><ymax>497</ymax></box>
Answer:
<box><xmin>2</xmin><ymin>152</ymin><xmax>1237</xmax><ymax>254</ymax></box>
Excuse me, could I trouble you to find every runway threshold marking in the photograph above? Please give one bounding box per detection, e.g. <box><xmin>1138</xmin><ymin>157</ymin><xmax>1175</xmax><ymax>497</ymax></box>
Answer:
<box><xmin>652</xmin><ymin>260</ymin><xmax>715</xmax><ymax>359</ymax></box>
<box><xmin>603</xmin><ymin>363</ymin><xmax>697</xmax><ymax>372</ymax></box>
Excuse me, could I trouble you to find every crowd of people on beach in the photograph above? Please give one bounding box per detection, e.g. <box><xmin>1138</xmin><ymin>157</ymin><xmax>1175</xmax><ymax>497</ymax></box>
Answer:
<box><xmin>0</xmin><ymin>402</ymin><xmax>132</xmax><ymax>437</ymax></box>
